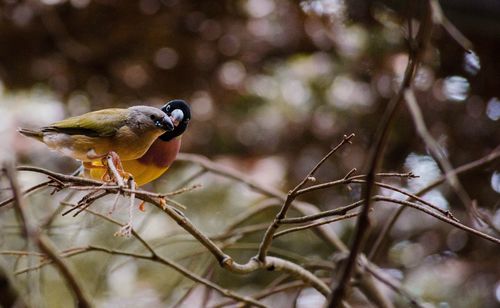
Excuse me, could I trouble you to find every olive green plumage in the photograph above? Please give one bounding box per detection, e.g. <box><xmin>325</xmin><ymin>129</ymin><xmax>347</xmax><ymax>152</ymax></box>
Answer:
<box><xmin>19</xmin><ymin>106</ymin><xmax>174</xmax><ymax>162</ymax></box>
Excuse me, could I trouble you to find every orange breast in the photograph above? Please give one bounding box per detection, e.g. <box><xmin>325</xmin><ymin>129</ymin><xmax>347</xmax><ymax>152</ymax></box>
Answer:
<box><xmin>137</xmin><ymin>137</ymin><xmax>181</xmax><ymax>168</ymax></box>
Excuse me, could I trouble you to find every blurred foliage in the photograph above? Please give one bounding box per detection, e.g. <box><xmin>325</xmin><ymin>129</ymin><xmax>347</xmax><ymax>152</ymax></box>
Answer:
<box><xmin>0</xmin><ymin>0</ymin><xmax>499</xmax><ymax>307</ymax></box>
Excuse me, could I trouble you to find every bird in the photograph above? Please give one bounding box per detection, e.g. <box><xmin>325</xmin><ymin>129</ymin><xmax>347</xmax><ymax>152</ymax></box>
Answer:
<box><xmin>84</xmin><ymin>100</ymin><xmax>191</xmax><ymax>186</ymax></box>
<box><xmin>18</xmin><ymin>105</ymin><xmax>175</xmax><ymax>177</ymax></box>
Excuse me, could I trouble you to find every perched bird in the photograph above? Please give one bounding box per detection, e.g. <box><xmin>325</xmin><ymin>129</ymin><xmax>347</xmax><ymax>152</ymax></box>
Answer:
<box><xmin>18</xmin><ymin>106</ymin><xmax>175</xmax><ymax>171</ymax></box>
<box><xmin>86</xmin><ymin>100</ymin><xmax>191</xmax><ymax>186</ymax></box>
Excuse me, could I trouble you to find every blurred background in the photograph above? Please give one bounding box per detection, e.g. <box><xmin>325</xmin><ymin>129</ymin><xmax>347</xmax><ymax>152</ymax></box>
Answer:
<box><xmin>0</xmin><ymin>0</ymin><xmax>499</xmax><ymax>307</ymax></box>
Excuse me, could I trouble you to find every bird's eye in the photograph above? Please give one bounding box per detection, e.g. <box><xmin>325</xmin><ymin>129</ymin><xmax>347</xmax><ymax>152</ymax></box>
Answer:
<box><xmin>150</xmin><ymin>115</ymin><xmax>155</xmax><ymax>120</ymax></box>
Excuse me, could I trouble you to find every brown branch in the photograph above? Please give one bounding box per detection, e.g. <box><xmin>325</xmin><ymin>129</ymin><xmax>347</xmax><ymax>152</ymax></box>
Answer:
<box><xmin>3</xmin><ymin>162</ymin><xmax>93</xmax><ymax>308</ymax></box>
<box><xmin>295</xmin><ymin>178</ymin><xmax>353</xmax><ymax>196</ymax></box>
<box><xmin>176</xmin><ymin>153</ymin><xmax>396</xmax><ymax>306</ymax></box>
<box><xmin>16</xmin><ymin>164</ymin><xmax>330</xmax><ymax>296</ymax></box>
<box><xmin>404</xmin><ymin>89</ymin><xmax>476</xmax><ymax>219</ymax></box>
<box><xmin>257</xmin><ymin>133</ymin><xmax>355</xmax><ymax>262</ymax></box>
<box><xmin>14</xmin><ymin>204</ymin><xmax>269</xmax><ymax>308</ymax></box>
<box><xmin>10</xmin><ymin>147</ymin><xmax>390</xmax><ymax>302</ymax></box>
<box><xmin>178</xmin><ymin>153</ymin><xmax>349</xmax><ymax>251</ymax></box>
<box><xmin>430</xmin><ymin>0</ymin><xmax>473</xmax><ymax>51</ymax></box>
<box><xmin>62</xmin><ymin>190</ymin><xmax>109</xmax><ymax>217</ymax></box>
<box><xmin>27</xmin><ymin>245</ymin><xmax>270</xmax><ymax>308</ymax></box>
<box><xmin>213</xmin><ymin>280</ymin><xmax>310</xmax><ymax>308</ymax></box>
<box><xmin>350</xmin><ymin>179</ymin><xmax>455</xmax><ymax>219</ymax></box>
<box><xmin>12</xmin><ymin>147</ymin><xmax>499</xmax><ymax>305</ymax></box>
<box><xmin>17</xmin><ymin>166</ymin><xmax>103</xmax><ymax>186</ymax></box>
<box><xmin>374</xmin><ymin>196</ymin><xmax>500</xmax><ymax>245</ymax></box>
<box><xmin>368</xmin><ymin>148</ymin><xmax>500</xmax><ymax>260</ymax></box>
<box><xmin>327</xmin><ymin>2</ymin><xmax>433</xmax><ymax>305</ymax></box>
<box><xmin>281</xmin><ymin>200</ymin><xmax>364</xmax><ymax>224</ymax></box>
<box><xmin>274</xmin><ymin>211</ymin><xmax>361</xmax><ymax>239</ymax></box>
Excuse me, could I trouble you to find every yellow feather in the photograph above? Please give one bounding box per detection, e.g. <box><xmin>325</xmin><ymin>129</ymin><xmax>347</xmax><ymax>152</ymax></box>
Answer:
<box><xmin>88</xmin><ymin>160</ymin><xmax>168</xmax><ymax>186</ymax></box>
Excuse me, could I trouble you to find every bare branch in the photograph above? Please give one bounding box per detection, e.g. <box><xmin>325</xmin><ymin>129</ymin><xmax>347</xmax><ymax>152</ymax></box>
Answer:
<box><xmin>3</xmin><ymin>162</ymin><xmax>93</xmax><ymax>308</ymax></box>
<box><xmin>374</xmin><ymin>196</ymin><xmax>500</xmax><ymax>245</ymax></box>
<box><xmin>404</xmin><ymin>89</ymin><xmax>476</xmax><ymax>219</ymax></box>
<box><xmin>369</xmin><ymin>148</ymin><xmax>500</xmax><ymax>260</ymax></box>
<box><xmin>328</xmin><ymin>2</ymin><xmax>433</xmax><ymax>306</ymax></box>
<box><xmin>350</xmin><ymin>179</ymin><xmax>455</xmax><ymax>219</ymax></box>
<box><xmin>430</xmin><ymin>0</ymin><xmax>473</xmax><ymax>51</ymax></box>
<box><xmin>14</xmin><ymin>203</ymin><xmax>270</xmax><ymax>308</ymax></box>
<box><xmin>274</xmin><ymin>212</ymin><xmax>361</xmax><ymax>239</ymax></box>
<box><xmin>257</xmin><ymin>133</ymin><xmax>355</xmax><ymax>262</ymax></box>
<box><xmin>281</xmin><ymin>200</ymin><xmax>364</xmax><ymax>224</ymax></box>
<box><xmin>360</xmin><ymin>257</ymin><xmax>424</xmax><ymax>308</ymax></box>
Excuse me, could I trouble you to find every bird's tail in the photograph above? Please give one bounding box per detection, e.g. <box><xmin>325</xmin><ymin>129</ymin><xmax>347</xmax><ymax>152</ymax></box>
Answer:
<box><xmin>18</xmin><ymin>128</ymin><xmax>44</xmax><ymax>142</ymax></box>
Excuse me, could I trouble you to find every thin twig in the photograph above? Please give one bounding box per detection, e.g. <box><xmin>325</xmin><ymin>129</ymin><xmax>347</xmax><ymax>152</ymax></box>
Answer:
<box><xmin>274</xmin><ymin>212</ymin><xmax>361</xmax><ymax>239</ymax></box>
<box><xmin>358</xmin><ymin>257</ymin><xmax>424</xmax><ymax>307</ymax></box>
<box><xmin>404</xmin><ymin>89</ymin><xmax>476</xmax><ymax>219</ymax></box>
<box><xmin>281</xmin><ymin>200</ymin><xmax>365</xmax><ymax>224</ymax></box>
<box><xmin>350</xmin><ymin>179</ymin><xmax>455</xmax><ymax>219</ymax></box>
<box><xmin>0</xmin><ymin>180</ymin><xmax>53</xmax><ymax>208</ymax></box>
<box><xmin>60</xmin><ymin>190</ymin><xmax>108</xmax><ymax>217</ymax></box>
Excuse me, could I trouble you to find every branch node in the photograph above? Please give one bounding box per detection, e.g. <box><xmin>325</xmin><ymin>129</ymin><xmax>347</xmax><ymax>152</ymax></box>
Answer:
<box><xmin>343</xmin><ymin>168</ymin><xmax>357</xmax><ymax>180</ymax></box>
<box><xmin>220</xmin><ymin>256</ymin><xmax>233</xmax><ymax>268</ymax></box>
<box><xmin>407</xmin><ymin>171</ymin><xmax>419</xmax><ymax>178</ymax></box>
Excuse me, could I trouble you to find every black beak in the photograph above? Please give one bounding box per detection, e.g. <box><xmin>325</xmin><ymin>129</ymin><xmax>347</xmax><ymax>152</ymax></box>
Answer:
<box><xmin>155</xmin><ymin>116</ymin><xmax>174</xmax><ymax>131</ymax></box>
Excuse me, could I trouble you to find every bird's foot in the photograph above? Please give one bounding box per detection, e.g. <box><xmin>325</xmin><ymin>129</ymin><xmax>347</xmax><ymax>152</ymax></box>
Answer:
<box><xmin>100</xmin><ymin>151</ymin><xmax>133</xmax><ymax>186</ymax></box>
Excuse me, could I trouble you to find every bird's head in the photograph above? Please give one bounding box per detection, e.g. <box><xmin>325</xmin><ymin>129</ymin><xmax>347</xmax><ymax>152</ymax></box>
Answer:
<box><xmin>159</xmin><ymin>99</ymin><xmax>191</xmax><ymax>141</ymax></box>
<box><xmin>128</xmin><ymin>106</ymin><xmax>175</xmax><ymax>132</ymax></box>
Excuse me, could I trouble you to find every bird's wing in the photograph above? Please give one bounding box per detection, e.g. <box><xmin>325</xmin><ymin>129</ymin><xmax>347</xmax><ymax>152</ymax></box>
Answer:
<box><xmin>43</xmin><ymin>108</ymin><xmax>128</xmax><ymax>137</ymax></box>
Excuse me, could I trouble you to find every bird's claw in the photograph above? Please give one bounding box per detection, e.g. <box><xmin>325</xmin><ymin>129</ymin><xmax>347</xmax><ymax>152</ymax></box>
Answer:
<box><xmin>100</xmin><ymin>151</ymin><xmax>134</xmax><ymax>187</ymax></box>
